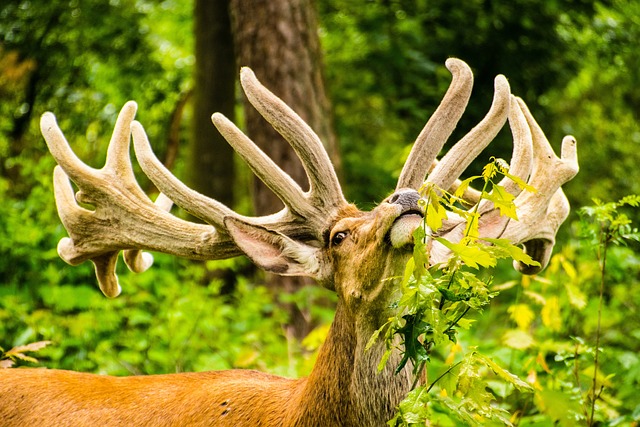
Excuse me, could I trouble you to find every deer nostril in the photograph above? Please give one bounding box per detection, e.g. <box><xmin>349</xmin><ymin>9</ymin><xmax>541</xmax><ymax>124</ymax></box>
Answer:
<box><xmin>388</xmin><ymin>189</ymin><xmax>420</xmax><ymax>210</ymax></box>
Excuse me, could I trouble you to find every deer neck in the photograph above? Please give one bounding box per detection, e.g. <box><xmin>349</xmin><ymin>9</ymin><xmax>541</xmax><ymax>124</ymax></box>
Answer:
<box><xmin>287</xmin><ymin>299</ymin><xmax>412</xmax><ymax>426</ymax></box>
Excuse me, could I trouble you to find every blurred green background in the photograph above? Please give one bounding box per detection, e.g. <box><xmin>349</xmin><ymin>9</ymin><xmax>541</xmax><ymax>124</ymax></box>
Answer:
<box><xmin>1</xmin><ymin>0</ymin><xmax>639</xmax><ymax>424</ymax></box>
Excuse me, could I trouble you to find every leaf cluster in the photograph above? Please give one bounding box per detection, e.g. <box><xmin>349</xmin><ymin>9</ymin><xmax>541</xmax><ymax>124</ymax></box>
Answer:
<box><xmin>0</xmin><ymin>341</ymin><xmax>51</xmax><ymax>369</ymax></box>
<box><xmin>370</xmin><ymin>159</ymin><xmax>540</xmax><ymax>425</ymax></box>
<box><xmin>579</xmin><ymin>195</ymin><xmax>640</xmax><ymax>249</ymax></box>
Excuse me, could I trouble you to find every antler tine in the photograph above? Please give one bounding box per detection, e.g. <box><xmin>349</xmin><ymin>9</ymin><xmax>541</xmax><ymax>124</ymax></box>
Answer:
<box><xmin>239</xmin><ymin>67</ymin><xmax>346</xmax><ymax>209</ymax></box>
<box><xmin>427</xmin><ymin>74</ymin><xmax>511</xmax><ymax>191</ymax></box>
<box><xmin>498</xmin><ymin>98</ymin><xmax>578</xmax><ymax>273</ymax></box>
<box><xmin>210</xmin><ymin>112</ymin><xmax>309</xmax><ymax>218</ymax></box>
<box><xmin>396</xmin><ymin>58</ymin><xmax>474</xmax><ymax>190</ymax></box>
<box><xmin>134</xmin><ymin>116</ymin><xmax>330</xmax><ymax>242</ymax></box>
<box><xmin>470</xmin><ymin>95</ymin><xmax>535</xmax><ymax>220</ymax></box>
<box><xmin>42</xmin><ymin>103</ymin><xmax>135</xmax><ymax>185</ymax></box>
<box><xmin>131</xmin><ymin>121</ymin><xmax>238</xmax><ymax>230</ymax></box>
<box><xmin>52</xmin><ymin>166</ymin><xmax>121</xmax><ymax>297</ymax></box>
<box><xmin>42</xmin><ymin>104</ymin><xmax>240</xmax><ymax>297</ymax></box>
<box><xmin>518</xmin><ymin>98</ymin><xmax>578</xmax><ymax>197</ymax></box>
<box><xmin>447</xmin><ymin>96</ymin><xmax>533</xmax><ymax>207</ymax></box>
<box><xmin>497</xmin><ymin>95</ymin><xmax>534</xmax><ymax>195</ymax></box>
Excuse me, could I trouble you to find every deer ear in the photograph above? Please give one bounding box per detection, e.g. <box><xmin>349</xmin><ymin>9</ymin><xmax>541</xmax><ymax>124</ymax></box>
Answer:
<box><xmin>224</xmin><ymin>217</ymin><xmax>327</xmax><ymax>280</ymax></box>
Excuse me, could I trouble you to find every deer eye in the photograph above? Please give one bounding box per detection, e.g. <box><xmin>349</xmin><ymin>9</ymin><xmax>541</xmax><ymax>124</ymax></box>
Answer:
<box><xmin>331</xmin><ymin>231</ymin><xmax>349</xmax><ymax>246</ymax></box>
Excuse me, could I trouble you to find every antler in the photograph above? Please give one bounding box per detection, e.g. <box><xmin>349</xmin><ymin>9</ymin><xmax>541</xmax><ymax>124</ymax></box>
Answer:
<box><xmin>43</xmin><ymin>71</ymin><xmax>348</xmax><ymax>297</ymax></box>
<box><xmin>396</xmin><ymin>58</ymin><xmax>577</xmax><ymax>272</ymax></box>
<box><xmin>42</xmin><ymin>103</ymin><xmax>229</xmax><ymax>297</ymax></box>
<box><xmin>498</xmin><ymin>98</ymin><xmax>578</xmax><ymax>273</ymax></box>
<box><xmin>134</xmin><ymin>67</ymin><xmax>347</xmax><ymax>240</ymax></box>
<box><xmin>44</xmin><ymin>58</ymin><xmax>577</xmax><ymax>297</ymax></box>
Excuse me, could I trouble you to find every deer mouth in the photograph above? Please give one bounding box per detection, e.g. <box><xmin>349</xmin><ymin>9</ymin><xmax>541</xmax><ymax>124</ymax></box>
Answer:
<box><xmin>388</xmin><ymin>210</ymin><xmax>424</xmax><ymax>249</ymax></box>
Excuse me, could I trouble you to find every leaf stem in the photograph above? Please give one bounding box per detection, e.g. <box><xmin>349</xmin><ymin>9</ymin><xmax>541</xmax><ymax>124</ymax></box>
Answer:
<box><xmin>427</xmin><ymin>360</ymin><xmax>463</xmax><ymax>393</ymax></box>
<box><xmin>445</xmin><ymin>306</ymin><xmax>471</xmax><ymax>334</ymax></box>
<box><xmin>589</xmin><ymin>229</ymin><xmax>608</xmax><ymax>426</ymax></box>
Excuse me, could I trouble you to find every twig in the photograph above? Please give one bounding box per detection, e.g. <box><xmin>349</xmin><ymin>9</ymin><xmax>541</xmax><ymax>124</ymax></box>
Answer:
<box><xmin>589</xmin><ymin>228</ymin><xmax>608</xmax><ymax>426</ymax></box>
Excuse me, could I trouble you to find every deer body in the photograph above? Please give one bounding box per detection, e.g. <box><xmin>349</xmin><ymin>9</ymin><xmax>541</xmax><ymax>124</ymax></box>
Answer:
<box><xmin>0</xmin><ymin>59</ymin><xmax>578</xmax><ymax>425</ymax></box>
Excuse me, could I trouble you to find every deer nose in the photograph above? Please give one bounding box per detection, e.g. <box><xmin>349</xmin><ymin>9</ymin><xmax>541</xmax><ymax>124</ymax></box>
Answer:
<box><xmin>387</xmin><ymin>189</ymin><xmax>420</xmax><ymax>211</ymax></box>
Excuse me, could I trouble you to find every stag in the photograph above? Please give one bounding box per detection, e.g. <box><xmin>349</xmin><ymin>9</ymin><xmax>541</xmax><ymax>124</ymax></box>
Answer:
<box><xmin>0</xmin><ymin>59</ymin><xmax>577</xmax><ymax>426</ymax></box>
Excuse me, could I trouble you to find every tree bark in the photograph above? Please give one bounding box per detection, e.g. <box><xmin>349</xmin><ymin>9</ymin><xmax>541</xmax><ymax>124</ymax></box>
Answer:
<box><xmin>229</xmin><ymin>0</ymin><xmax>339</xmax><ymax>339</ymax></box>
<box><xmin>191</xmin><ymin>0</ymin><xmax>236</xmax><ymax>206</ymax></box>
<box><xmin>230</xmin><ymin>0</ymin><xmax>339</xmax><ymax>214</ymax></box>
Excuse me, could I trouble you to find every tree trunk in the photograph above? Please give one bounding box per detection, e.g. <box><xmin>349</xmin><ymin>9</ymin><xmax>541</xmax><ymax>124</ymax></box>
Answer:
<box><xmin>229</xmin><ymin>0</ymin><xmax>339</xmax><ymax>339</ymax></box>
<box><xmin>191</xmin><ymin>0</ymin><xmax>236</xmax><ymax>206</ymax></box>
<box><xmin>229</xmin><ymin>0</ymin><xmax>339</xmax><ymax>214</ymax></box>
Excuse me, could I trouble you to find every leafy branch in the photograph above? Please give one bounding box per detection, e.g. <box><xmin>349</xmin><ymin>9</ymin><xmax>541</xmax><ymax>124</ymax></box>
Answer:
<box><xmin>0</xmin><ymin>341</ymin><xmax>52</xmax><ymax>368</ymax></box>
<box><xmin>369</xmin><ymin>158</ymin><xmax>540</xmax><ymax>426</ymax></box>
<box><xmin>578</xmin><ymin>195</ymin><xmax>640</xmax><ymax>426</ymax></box>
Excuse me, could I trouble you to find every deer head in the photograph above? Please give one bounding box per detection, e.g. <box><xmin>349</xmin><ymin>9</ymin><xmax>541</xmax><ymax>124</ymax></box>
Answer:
<box><xmin>29</xmin><ymin>58</ymin><xmax>578</xmax><ymax>425</ymax></box>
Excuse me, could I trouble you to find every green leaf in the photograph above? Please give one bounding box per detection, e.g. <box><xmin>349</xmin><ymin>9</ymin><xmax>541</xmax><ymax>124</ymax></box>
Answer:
<box><xmin>534</xmin><ymin>389</ymin><xmax>583</xmax><ymax>427</ymax></box>
<box><xmin>365</xmin><ymin>325</ymin><xmax>383</xmax><ymax>352</ymax></box>
<box><xmin>395</xmin><ymin>312</ymin><xmax>431</xmax><ymax>375</ymax></box>
<box><xmin>401</xmin><ymin>257</ymin><xmax>415</xmax><ymax>288</ymax></box>
<box><xmin>395</xmin><ymin>386</ymin><xmax>430</xmax><ymax>424</ymax></box>
<box><xmin>475</xmin><ymin>353</ymin><xmax>534</xmax><ymax>392</ymax></box>
<box><xmin>377</xmin><ymin>348</ymin><xmax>393</xmax><ymax>372</ymax></box>
<box><xmin>483</xmin><ymin>237</ymin><xmax>541</xmax><ymax>267</ymax></box>
<box><xmin>484</xmin><ymin>185</ymin><xmax>518</xmax><ymax>219</ymax></box>
<box><xmin>618</xmin><ymin>194</ymin><xmax>640</xmax><ymax>207</ymax></box>
<box><xmin>454</xmin><ymin>176</ymin><xmax>478</xmax><ymax>200</ymax></box>
<box><xmin>426</xmin><ymin>198</ymin><xmax>447</xmax><ymax>231</ymax></box>
<box><xmin>435</xmin><ymin>238</ymin><xmax>497</xmax><ymax>269</ymax></box>
<box><xmin>438</xmin><ymin>286</ymin><xmax>472</xmax><ymax>302</ymax></box>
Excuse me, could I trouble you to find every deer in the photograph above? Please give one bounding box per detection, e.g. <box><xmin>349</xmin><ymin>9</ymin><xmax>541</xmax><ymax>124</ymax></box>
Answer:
<box><xmin>0</xmin><ymin>58</ymin><xmax>578</xmax><ymax>426</ymax></box>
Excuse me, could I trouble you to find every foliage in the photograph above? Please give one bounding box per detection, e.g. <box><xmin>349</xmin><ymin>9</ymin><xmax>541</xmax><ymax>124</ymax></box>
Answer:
<box><xmin>368</xmin><ymin>158</ymin><xmax>539</xmax><ymax>425</ymax></box>
<box><xmin>364</xmin><ymin>155</ymin><xmax>640</xmax><ymax>425</ymax></box>
<box><xmin>2</xmin><ymin>1</ymin><xmax>640</xmax><ymax>425</ymax></box>
<box><xmin>0</xmin><ymin>0</ymin><xmax>192</xmax><ymax>196</ymax></box>
<box><xmin>0</xmin><ymin>341</ymin><xmax>51</xmax><ymax>369</ymax></box>
<box><xmin>0</xmin><ymin>237</ymin><xmax>326</xmax><ymax>377</ymax></box>
<box><xmin>391</xmin><ymin>193</ymin><xmax>640</xmax><ymax>426</ymax></box>
<box><xmin>547</xmin><ymin>1</ymin><xmax>640</xmax><ymax>208</ymax></box>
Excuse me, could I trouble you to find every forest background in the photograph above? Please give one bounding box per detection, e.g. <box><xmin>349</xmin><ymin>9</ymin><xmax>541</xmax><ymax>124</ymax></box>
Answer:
<box><xmin>1</xmin><ymin>0</ymin><xmax>640</xmax><ymax>425</ymax></box>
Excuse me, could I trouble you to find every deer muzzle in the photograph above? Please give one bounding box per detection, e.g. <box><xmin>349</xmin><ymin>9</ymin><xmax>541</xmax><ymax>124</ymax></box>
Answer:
<box><xmin>386</xmin><ymin>189</ymin><xmax>424</xmax><ymax>248</ymax></box>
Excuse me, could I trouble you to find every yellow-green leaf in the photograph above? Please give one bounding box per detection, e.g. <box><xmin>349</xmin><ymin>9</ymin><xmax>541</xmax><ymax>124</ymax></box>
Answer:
<box><xmin>5</xmin><ymin>341</ymin><xmax>51</xmax><ymax>356</ymax></box>
<box><xmin>503</xmin><ymin>329</ymin><xmax>535</xmax><ymax>349</ymax></box>
<box><xmin>435</xmin><ymin>238</ymin><xmax>496</xmax><ymax>269</ymax></box>
<box><xmin>426</xmin><ymin>198</ymin><xmax>447</xmax><ymax>231</ymax></box>
<box><xmin>483</xmin><ymin>238</ymin><xmax>541</xmax><ymax>267</ymax></box>
<box><xmin>454</xmin><ymin>176</ymin><xmax>477</xmax><ymax>200</ymax></box>
<box><xmin>482</xmin><ymin>162</ymin><xmax>498</xmax><ymax>181</ymax></box>
<box><xmin>541</xmin><ymin>296</ymin><xmax>562</xmax><ymax>332</ymax></box>
<box><xmin>475</xmin><ymin>353</ymin><xmax>534</xmax><ymax>392</ymax></box>
<box><xmin>484</xmin><ymin>185</ymin><xmax>518</xmax><ymax>219</ymax></box>
<box><xmin>508</xmin><ymin>304</ymin><xmax>535</xmax><ymax>330</ymax></box>
<box><xmin>564</xmin><ymin>282</ymin><xmax>587</xmax><ymax>309</ymax></box>
<box><xmin>504</xmin><ymin>171</ymin><xmax>537</xmax><ymax>193</ymax></box>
